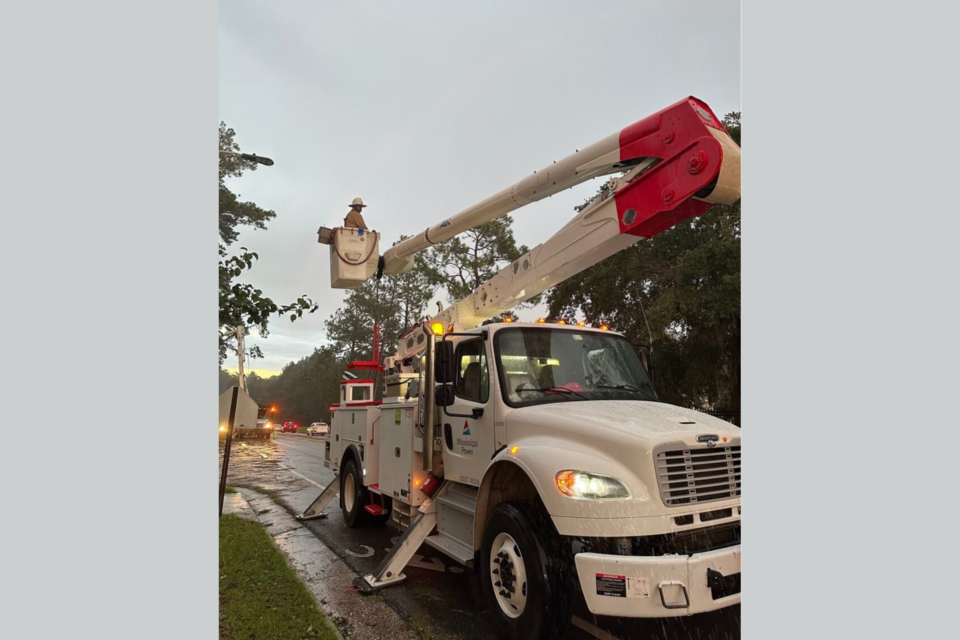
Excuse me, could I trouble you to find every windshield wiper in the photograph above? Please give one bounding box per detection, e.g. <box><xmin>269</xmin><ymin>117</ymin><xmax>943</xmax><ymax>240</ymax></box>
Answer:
<box><xmin>517</xmin><ymin>386</ymin><xmax>589</xmax><ymax>400</ymax></box>
<box><xmin>596</xmin><ymin>384</ymin><xmax>658</xmax><ymax>402</ymax></box>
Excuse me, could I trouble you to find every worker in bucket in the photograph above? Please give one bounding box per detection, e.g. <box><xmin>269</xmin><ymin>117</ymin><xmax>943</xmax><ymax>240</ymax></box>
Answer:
<box><xmin>344</xmin><ymin>197</ymin><xmax>369</xmax><ymax>230</ymax></box>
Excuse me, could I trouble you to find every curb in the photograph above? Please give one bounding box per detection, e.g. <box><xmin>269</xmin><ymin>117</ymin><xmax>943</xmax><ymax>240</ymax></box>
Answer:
<box><xmin>223</xmin><ymin>490</ymin><xmax>347</xmax><ymax>640</ymax></box>
<box><xmin>231</xmin><ymin>488</ymin><xmax>414</xmax><ymax>640</ymax></box>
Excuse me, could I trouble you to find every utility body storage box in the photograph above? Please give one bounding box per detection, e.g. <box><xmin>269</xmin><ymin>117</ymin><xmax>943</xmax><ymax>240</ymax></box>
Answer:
<box><xmin>378</xmin><ymin>401</ymin><xmax>428</xmax><ymax>507</ymax></box>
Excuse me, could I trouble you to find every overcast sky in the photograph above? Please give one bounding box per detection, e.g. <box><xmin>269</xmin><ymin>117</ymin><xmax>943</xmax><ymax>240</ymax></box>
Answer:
<box><xmin>219</xmin><ymin>1</ymin><xmax>740</xmax><ymax>375</ymax></box>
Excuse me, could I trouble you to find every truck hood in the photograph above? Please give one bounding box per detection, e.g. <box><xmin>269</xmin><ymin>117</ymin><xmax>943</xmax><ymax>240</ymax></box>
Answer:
<box><xmin>505</xmin><ymin>400</ymin><xmax>739</xmax><ymax>448</ymax></box>
<box><xmin>501</xmin><ymin>401</ymin><xmax>741</xmax><ymax>534</ymax></box>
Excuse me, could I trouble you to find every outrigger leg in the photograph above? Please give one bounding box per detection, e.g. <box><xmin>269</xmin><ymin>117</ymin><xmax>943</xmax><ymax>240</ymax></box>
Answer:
<box><xmin>296</xmin><ymin>479</ymin><xmax>340</xmax><ymax>520</ymax></box>
<box><xmin>352</xmin><ymin>486</ymin><xmax>443</xmax><ymax>594</ymax></box>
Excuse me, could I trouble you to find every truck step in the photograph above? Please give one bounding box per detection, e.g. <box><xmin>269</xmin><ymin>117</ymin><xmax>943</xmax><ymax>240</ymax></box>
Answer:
<box><xmin>364</xmin><ymin>504</ymin><xmax>385</xmax><ymax>516</ymax></box>
<box><xmin>424</xmin><ymin>533</ymin><xmax>474</xmax><ymax>565</ymax></box>
<box><xmin>436</xmin><ymin>483</ymin><xmax>478</xmax><ymax>516</ymax></box>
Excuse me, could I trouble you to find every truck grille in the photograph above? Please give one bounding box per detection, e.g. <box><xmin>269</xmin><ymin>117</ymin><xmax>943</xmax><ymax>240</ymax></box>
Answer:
<box><xmin>655</xmin><ymin>443</ymin><xmax>741</xmax><ymax>506</ymax></box>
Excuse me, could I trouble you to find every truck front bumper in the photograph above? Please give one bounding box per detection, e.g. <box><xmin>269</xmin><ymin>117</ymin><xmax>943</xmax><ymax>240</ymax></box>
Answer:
<box><xmin>574</xmin><ymin>544</ymin><xmax>740</xmax><ymax>618</ymax></box>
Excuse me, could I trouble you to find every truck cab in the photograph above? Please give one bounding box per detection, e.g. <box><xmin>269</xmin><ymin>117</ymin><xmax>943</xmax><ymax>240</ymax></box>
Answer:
<box><xmin>437</xmin><ymin>323</ymin><xmax>740</xmax><ymax>619</ymax></box>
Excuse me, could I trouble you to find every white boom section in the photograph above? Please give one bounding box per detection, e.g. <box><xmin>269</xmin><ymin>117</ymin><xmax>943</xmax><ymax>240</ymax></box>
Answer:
<box><xmin>433</xmin><ymin>163</ymin><xmax>647</xmax><ymax>331</ymax></box>
<box><xmin>380</xmin><ymin>132</ymin><xmax>626</xmax><ymax>276</ymax></box>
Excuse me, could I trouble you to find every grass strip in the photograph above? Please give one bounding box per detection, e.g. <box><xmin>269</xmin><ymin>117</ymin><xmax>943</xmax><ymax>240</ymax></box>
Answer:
<box><xmin>220</xmin><ymin>514</ymin><xmax>338</xmax><ymax>640</ymax></box>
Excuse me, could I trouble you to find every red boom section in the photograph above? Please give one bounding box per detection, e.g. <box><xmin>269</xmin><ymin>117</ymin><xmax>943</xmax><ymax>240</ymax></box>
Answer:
<box><xmin>614</xmin><ymin>97</ymin><xmax>731</xmax><ymax>238</ymax></box>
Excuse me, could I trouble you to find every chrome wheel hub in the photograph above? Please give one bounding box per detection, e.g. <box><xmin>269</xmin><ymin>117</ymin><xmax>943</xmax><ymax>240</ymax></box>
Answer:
<box><xmin>490</xmin><ymin>532</ymin><xmax>528</xmax><ymax>618</ymax></box>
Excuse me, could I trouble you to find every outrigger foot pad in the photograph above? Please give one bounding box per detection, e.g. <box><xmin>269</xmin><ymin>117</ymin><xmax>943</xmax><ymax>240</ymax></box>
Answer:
<box><xmin>296</xmin><ymin>512</ymin><xmax>328</xmax><ymax>521</ymax></box>
<box><xmin>352</xmin><ymin>576</ymin><xmax>377</xmax><ymax>595</ymax></box>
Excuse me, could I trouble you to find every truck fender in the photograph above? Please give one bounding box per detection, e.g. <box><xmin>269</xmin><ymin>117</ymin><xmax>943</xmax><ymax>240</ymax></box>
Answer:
<box><xmin>473</xmin><ymin>449</ymin><xmax>547</xmax><ymax>552</ymax></box>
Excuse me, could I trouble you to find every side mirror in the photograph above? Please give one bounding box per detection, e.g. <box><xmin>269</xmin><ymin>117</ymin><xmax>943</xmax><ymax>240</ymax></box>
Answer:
<box><xmin>435</xmin><ymin>340</ymin><xmax>457</xmax><ymax>384</ymax></box>
<box><xmin>638</xmin><ymin>350</ymin><xmax>651</xmax><ymax>374</ymax></box>
<box><xmin>435</xmin><ymin>384</ymin><xmax>455</xmax><ymax>407</ymax></box>
<box><xmin>632</xmin><ymin>343</ymin><xmax>654</xmax><ymax>378</ymax></box>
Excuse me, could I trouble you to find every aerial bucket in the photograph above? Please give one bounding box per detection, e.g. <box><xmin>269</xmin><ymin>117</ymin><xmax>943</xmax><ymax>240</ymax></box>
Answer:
<box><xmin>320</xmin><ymin>226</ymin><xmax>380</xmax><ymax>288</ymax></box>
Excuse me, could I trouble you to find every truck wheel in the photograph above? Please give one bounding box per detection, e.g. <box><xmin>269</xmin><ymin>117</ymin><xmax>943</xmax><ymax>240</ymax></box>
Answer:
<box><xmin>341</xmin><ymin>458</ymin><xmax>367</xmax><ymax>528</ymax></box>
<box><xmin>481</xmin><ymin>502</ymin><xmax>571</xmax><ymax>640</ymax></box>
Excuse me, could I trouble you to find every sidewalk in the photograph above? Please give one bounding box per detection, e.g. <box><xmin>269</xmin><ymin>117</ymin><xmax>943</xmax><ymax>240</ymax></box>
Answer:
<box><xmin>223</xmin><ymin>488</ymin><xmax>415</xmax><ymax>640</ymax></box>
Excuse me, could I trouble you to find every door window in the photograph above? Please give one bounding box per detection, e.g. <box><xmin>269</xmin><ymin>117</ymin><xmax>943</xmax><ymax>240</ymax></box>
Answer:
<box><xmin>454</xmin><ymin>339</ymin><xmax>489</xmax><ymax>403</ymax></box>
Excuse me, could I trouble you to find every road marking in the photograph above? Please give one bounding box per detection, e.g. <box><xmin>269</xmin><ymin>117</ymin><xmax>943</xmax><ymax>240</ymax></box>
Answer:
<box><xmin>406</xmin><ymin>554</ymin><xmax>446</xmax><ymax>573</ymax></box>
<box><xmin>571</xmin><ymin>616</ymin><xmax>622</xmax><ymax>640</ymax></box>
<box><xmin>280</xmin><ymin>467</ymin><xmax>326</xmax><ymax>489</ymax></box>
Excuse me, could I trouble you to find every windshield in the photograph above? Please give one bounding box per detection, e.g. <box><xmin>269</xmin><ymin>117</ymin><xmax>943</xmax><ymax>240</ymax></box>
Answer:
<box><xmin>494</xmin><ymin>328</ymin><xmax>659</xmax><ymax>407</ymax></box>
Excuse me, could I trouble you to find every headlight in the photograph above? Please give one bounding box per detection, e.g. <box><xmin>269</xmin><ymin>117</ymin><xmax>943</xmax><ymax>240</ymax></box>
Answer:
<box><xmin>264</xmin><ymin>423</ymin><xmax>272</xmax><ymax>429</ymax></box>
<box><xmin>555</xmin><ymin>471</ymin><xmax>631</xmax><ymax>500</ymax></box>
<box><xmin>219</xmin><ymin>425</ymin><xmax>226</xmax><ymax>432</ymax></box>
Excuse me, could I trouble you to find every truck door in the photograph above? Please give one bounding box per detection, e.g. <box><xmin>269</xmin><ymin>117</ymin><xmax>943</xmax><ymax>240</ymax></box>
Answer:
<box><xmin>441</xmin><ymin>337</ymin><xmax>492</xmax><ymax>487</ymax></box>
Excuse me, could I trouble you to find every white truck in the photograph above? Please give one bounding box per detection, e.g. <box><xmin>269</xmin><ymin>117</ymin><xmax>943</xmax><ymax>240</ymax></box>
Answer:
<box><xmin>303</xmin><ymin>97</ymin><xmax>742</xmax><ymax>640</ymax></box>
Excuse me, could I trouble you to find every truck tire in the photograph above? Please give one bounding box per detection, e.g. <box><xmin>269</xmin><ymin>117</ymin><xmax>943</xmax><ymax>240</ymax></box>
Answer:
<box><xmin>341</xmin><ymin>458</ymin><xmax>367</xmax><ymax>528</ymax></box>
<box><xmin>481</xmin><ymin>501</ymin><xmax>571</xmax><ymax>640</ymax></box>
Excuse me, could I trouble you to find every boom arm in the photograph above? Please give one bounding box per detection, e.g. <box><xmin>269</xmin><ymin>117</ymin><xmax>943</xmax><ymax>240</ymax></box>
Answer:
<box><xmin>380</xmin><ymin>96</ymin><xmax>739</xmax><ymax>278</ymax></box>
<box><xmin>384</xmin><ymin>97</ymin><xmax>740</xmax><ymax>361</ymax></box>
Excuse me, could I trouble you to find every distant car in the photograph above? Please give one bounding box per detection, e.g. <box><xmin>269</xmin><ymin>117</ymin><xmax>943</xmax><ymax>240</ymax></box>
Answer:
<box><xmin>308</xmin><ymin>422</ymin><xmax>329</xmax><ymax>436</ymax></box>
<box><xmin>282</xmin><ymin>422</ymin><xmax>299</xmax><ymax>433</ymax></box>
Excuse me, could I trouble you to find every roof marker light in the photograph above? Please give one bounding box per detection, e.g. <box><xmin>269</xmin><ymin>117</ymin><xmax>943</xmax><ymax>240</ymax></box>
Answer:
<box><xmin>536</xmin><ymin>318</ymin><xmax>546</xmax><ymax>324</ymax></box>
<box><xmin>599</xmin><ymin>324</ymin><xmax>610</xmax><ymax>331</ymax></box>
<box><xmin>576</xmin><ymin>321</ymin><xmax>586</xmax><ymax>327</ymax></box>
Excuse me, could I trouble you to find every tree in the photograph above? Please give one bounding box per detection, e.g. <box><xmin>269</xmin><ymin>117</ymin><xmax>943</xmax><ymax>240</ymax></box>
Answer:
<box><xmin>547</xmin><ymin>113</ymin><xmax>741</xmax><ymax>415</ymax></box>
<box><xmin>424</xmin><ymin>215</ymin><xmax>534</xmax><ymax>305</ymax></box>
<box><xmin>238</xmin><ymin>346</ymin><xmax>347</xmax><ymax>425</ymax></box>
<box><xmin>218</xmin><ymin>123</ymin><xmax>317</xmax><ymax>364</ymax></box>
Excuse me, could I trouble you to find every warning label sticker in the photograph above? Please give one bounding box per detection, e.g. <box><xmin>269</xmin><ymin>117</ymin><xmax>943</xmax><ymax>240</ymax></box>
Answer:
<box><xmin>595</xmin><ymin>574</ymin><xmax>650</xmax><ymax>599</ymax></box>
<box><xmin>596</xmin><ymin>573</ymin><xmax>626</xmax><ymax>598</ymax></box>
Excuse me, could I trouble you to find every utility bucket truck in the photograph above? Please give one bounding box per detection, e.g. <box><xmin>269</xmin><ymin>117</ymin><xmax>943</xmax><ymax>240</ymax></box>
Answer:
<box><xmin>307</xmin><ymin>97</ymin><xmax>741</xmax><ymax>640</ymax></box>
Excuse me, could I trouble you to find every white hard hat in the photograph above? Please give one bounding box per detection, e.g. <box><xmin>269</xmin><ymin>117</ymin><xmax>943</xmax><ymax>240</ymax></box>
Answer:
<box><xmin>349</xmin><ymin>197</ymin><xmax>367</xmax><ymax>208</ymax></box>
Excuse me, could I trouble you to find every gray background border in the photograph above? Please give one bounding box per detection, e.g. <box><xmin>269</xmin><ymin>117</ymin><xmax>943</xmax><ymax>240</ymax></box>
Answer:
<box><xmin>2</xmin><ymin>1</ymin><xmax>957</xmax><ymax>638</ymax></box>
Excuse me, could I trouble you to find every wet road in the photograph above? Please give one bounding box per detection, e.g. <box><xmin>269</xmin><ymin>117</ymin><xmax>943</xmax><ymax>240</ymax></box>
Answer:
<box><xmin>219</xmin><ymin>433</ymin><xmax>740</xmax><ymax>640</ymax></box>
